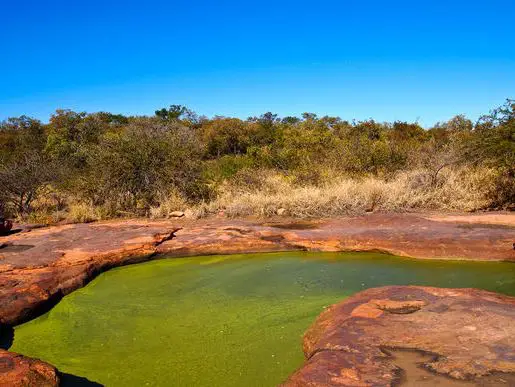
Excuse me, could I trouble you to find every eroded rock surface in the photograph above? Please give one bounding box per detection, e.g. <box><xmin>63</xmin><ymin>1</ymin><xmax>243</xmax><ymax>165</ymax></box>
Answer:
<box><xmin>284</xmin><ymin>286</ymin><xmax>515</xmax><ymax>386</ymax></box>
<box><xmin>0</xmin><ymin>214</ymin><xmax>514</xmax><ymax>385</ymax></box>
<box><xmin>0</xmin><ymin>349</ymin><xmax>58</xmax><ymax>386</ymax></box>
<box><xmin>0</xmin><ymin>220</ymin><xmax>181</xmax><ymax>326</ymax></box>
<box><xmin>1</xmin><ymin>214</ymin><xmax>514</xmax><ymax>328</ymax></box>
<box><xmin>157</xmin><ymin>213</ymin><xmax>515</xmax><ymax>261</ymax></box>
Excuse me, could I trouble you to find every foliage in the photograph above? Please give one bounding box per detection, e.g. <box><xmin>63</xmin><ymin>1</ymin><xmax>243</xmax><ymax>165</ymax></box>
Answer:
<box><xmin>84</xmin><ymin>117</ymin><xmax>207</xmax><ymax>212</ymax></box>
<box><xmin>0</xmin><ymin>152</ymin><xmax>59</xmax><ymax>215</ymax></box>
<box><xmin>0</xmin><ymin>99</ymin><xmax>513</xmax><ymax>221</ymax></box>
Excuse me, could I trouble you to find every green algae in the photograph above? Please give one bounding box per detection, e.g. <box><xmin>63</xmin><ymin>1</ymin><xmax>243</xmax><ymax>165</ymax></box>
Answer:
<box><xmin>10</xmin><ymin>252</ymin><xmax>515</xmax><ymax>386</ymax></box>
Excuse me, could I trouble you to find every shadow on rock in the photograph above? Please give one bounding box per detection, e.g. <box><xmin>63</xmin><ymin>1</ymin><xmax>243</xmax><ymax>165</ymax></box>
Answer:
<box><xmin>0</xmin><ymin>326</ymin><xmax>14</xmax><ymax>350</ymax></box>
<box><xmin>60</xmin><ymin>373</ymin><xmax>104</xmax><ymax>387</ymax></box>
<box><xmin>0</xmin><ymin>228</ymin><xmax>23</xmax><ymax>236</ymax></box>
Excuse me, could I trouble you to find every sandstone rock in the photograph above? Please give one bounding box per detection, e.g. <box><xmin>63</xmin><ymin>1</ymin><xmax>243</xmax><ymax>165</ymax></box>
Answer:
<box><xmin>0</xmin><ymin>220</ymin><xmax>181</xmax><ymax>326</ymax></box>
<box><xmin>169</xmin><ymin>211</ymin><xmax>185</xmax><ymax>218</ymax></box>
<box><xmin>283</xmin><ymin>286</ymin><xmax>515</xmax><ymax>386</ymax></box>
<box><xmin>0</xmin><ymin>350</ymin><xmax>58</xmax><ymax>387</ymax></box>
<box><xmin>0</xmin><ymin>214</ymin><xmax>513</xmax><ymax>386</ymax></box>
<box><xmin>1</xmin><ymin>214</ymin><xmax>514</xmax><ymax>327</ymax></box>
<box><xmin>157</xmin><ymin>213</ymin><xmax>515</xmax><ymax>262</ymax></box>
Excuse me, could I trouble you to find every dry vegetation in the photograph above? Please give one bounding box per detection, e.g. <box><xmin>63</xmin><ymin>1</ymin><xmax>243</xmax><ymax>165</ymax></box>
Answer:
<box><xmin>186</xmin><ymin>167</ymin><xmax>496</xmax><ymax>218</ymax></box>
<box><xmin>1</xmin><ymin>101</ymin><xmax>513</xmax><ymax>224</ymax></box>
<box><xmin>17</xmin><ymin>166</ymin><xmax>497</xmax><ymax>223</ymax></box>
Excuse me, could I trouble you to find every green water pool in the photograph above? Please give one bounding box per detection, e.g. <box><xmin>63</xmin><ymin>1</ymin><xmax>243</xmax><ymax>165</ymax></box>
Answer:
<box><xmin>10</xmin><ymin>252</ymin><xmax>515</xmax><ymax>386</ymax></box>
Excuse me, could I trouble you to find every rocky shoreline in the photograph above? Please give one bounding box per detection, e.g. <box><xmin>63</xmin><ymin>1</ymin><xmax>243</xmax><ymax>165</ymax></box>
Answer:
<box><xmin>1</xmin><ymin>213</ymin><xmax>514</xmax><ymax>386</ymax></box>
<box><xmin>283</xmin><ymin>286</ymin><xmax>515</xmax><ymax>386</ymax></box>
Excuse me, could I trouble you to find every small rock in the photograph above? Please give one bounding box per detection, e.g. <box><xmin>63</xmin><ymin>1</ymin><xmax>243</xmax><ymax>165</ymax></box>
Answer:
<box><xmin>0</xmin><ymin>350</ymin><xmax>59</xmax><ymax>386</ymax></box>
<box><xmin>169</xmin><ymin>211</ymin><xmax>185</xmax><ymax>218</ymax></box>
<box><xmin>277</xmin><ymin>208</ymin><xmax>287</xmax><ymax>216</ymax></box>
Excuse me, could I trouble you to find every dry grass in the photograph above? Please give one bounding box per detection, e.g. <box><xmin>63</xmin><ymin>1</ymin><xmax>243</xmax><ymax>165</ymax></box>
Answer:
<box><xmin>65</xmin><ymin>202</ymin><xmax>103</xmax><ymax>223</ymax></box>
<box><xmin>16</xmin><ymin>167</ymin><xmax>499</xmax><ymax>224</ymax></box>
<box><xmin>149</xmin><ymin>190</ymin><xmax>189</xmax><ymax>218</ymax></box>
<box><xmin>192</xmin><ymin>167</ymin><xmax>495</xmax><ymax>218</ymax></box>
<box><xmin>18</xmin><ymin>187</ymin><xmax>67</xmax><ymax>225</ymax></box>
<box><xmin>20</xmin><ymin>189</ymin><xmax>105</xmax><ymax>224</ymax></box>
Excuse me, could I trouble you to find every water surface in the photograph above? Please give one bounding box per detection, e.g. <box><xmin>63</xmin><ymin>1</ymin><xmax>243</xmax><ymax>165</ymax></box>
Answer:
<box><xmin>11</xmin><ymin>252</ymin><xmax>515</xmax><ymax>386</ymax></box>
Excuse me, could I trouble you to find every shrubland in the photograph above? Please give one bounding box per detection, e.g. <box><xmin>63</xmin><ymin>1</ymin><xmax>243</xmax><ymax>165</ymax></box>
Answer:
<box><xmin>0</xmin><ymin>101</ymin><xmax>513</xmax><ymax>224</ymax></box>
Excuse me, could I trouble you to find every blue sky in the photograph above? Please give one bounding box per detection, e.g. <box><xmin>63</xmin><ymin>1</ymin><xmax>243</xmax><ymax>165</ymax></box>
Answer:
<box><xmin>1</xmin><ymin>0</ymin><xmax>514</xmax><ymax>126</ymax></box>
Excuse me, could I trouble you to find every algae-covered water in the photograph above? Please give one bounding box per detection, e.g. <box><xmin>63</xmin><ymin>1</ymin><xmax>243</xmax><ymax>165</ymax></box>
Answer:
<box><xmin>11</xmin><ymin>252</ymin><xmax>515</xmax><ymax>386</ymax></box>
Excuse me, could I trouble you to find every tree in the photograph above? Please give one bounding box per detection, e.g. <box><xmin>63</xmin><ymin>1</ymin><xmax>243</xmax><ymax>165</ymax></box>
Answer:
<box><xmin>86</xmin><ymin>117</ymin><xmax>207</xmax><ymax>211</ymax></box>
<box><xmin>0</xmin><ymin>152</ymin><xmax>58</xmax><ymax>215</ymax></box>
<box><xmin>415</xmin><ymin>138</ymin><xmax>459</xmax><ymax>186</ymax></box>
<box><xmin>447</xmin><ymin>114</ymin><xmax>473</xmax><ymax>133</ymax></box>
<box><xmin>466</xmin><ymin>99</ymin><xmax>515</xmax><ymax>208</ymax></box>
<box><xmin>390</xmin><ymin>121</ymin><xmax>426</xmax><ymax>141</ymax></box>
<box><xmin>248</xmin><ymin>112</ymin><xmax>278</xmax><ymax>126</ymax></box>
<box><xmin>45</xmin><ymin>110</ymin><xmax>116</xmax><ymax>170</ymax></box>
<box><xmin>248</xmin><ymin>112</ymin><xmax>279</xmax><ymax>146</ymax></box>
<box><xmin>155</xmin><ymin>105</ymin><xmax>190</xmax><ymax>121</ymax></box>
<box><xmin>0</xmin><ymin>116</ymin><xmax>46</xmax><ymax>163</ymax></box>
<box><xmin>301</xmin><ymin>112</ymin><xmax>318</xmax><ymax>121</ymax></box>
<box><xmin>281</xmin><ymin>116</ymin><xmax>300</xmax><ymax>125</ymax></box>
<box><xmin>470</xmin><ymin>99</ymin><xmax>515</xmax><ymax>168</ymax></box>
<box><xmin>202</xmin><ymin>118</ymin><xmax>255</xmax><ymax>157</ymax></box>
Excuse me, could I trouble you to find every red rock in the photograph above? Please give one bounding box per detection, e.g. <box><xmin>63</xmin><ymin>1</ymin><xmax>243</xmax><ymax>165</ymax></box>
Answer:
<box><xmin>0</xmin><ymin>350</ymin><xmax>58</xmax><ymax>387</ymax></box>
<box><xmin>157</xmin><ymin>213</ymin><xmax>515</xmax><ymax>261</ymax></box>
<box><xmin>1</xmin><ymin>213</ymin><xmax>514</xmax><ymax>327</ymax></box>
<box><xmin>283</xmin><ymin>286</ymin><xmax>515</xmax><ymax>386</ymax></box>
<box><xmin>0</xmin><ymin>220</ymin><xmax>181</xmax><ymax>326</ymax></box>
<box><xmin>0</xmin><ymin>214</ymin><xmax>513</xmax><ymax>386</ymax></box>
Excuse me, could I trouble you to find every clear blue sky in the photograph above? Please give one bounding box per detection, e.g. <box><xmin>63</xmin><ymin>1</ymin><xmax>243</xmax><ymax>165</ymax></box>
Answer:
<box><xmin>1</xmin><ymin>0</ymin><xmax>514</xmax><ymax>126</ymax></box>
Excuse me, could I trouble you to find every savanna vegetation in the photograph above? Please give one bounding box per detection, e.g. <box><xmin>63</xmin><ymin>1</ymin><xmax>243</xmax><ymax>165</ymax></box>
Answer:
<box><xmin>0</xmin><ymin>100</ymin><xmax>513</xmax><ymax>224</ymax></box>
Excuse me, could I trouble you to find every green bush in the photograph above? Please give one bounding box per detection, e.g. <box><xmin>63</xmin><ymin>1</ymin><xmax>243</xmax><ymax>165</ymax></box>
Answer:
<box><xmin>0</xmin><ymin>100</ymin><xmax>513</xmax><ymax>222</ymax></box>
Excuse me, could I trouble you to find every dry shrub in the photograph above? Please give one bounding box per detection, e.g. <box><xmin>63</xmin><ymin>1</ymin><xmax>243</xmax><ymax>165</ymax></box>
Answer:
<box><xmin>16</xmin><ymin>166</ymin><xmax>500</xmax><ymax>223</ymax></box>
<box><xmin>17</xmin><ymin>186</ymin><xmax>67</xmax><ymax>225</ymax></box>
<box><xmin>193</xmin><ymin>166</ymin><xmax>495</xmax><ymax>218</ymax></box>
<box><xmin>484</xmin><ymin>168</ymin><xmax>515</xmax><ymax>209</ymax></box>
<box><xmin>21</xmin><ymin>187</ymin><xmax>108</xmax><ymax>224</ymax></box>
<box><xmin>149</xmin><ymin>190</ymin><xmax>188</xmax><ymax>218</ymax></box>
<box><xmin>23</xmin><ymin>210</ymin><xmax>65</xmax><ymax>226</ymax></box>
<box><xmin>65</xmin><ymin>202</ymin><xmax>102</xmax><ymax>223</ymax></box>
<box><xmin>228</xmin><ymin>169</ymin><xmax>292</xmax><ymax>195</ymax></box>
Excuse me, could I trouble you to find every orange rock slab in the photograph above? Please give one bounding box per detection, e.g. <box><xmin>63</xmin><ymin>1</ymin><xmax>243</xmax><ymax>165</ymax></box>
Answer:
<box><xmin>0</xmin><ymin>350</ymin><xmax>58</xmax><ymax>387</ymax></box>
<box><xmin>284</xmin><ymin>286</ymin><xmax>515</xmax><ymax>386</ymax></box>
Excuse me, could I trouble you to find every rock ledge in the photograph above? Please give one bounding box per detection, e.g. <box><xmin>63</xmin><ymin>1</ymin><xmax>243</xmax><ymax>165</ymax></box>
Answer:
<box><xmin>0</xmin><ymin>350</ymin><xmax>58</xmax><ymax>387</ymax></box>
<box><xmin>284</xmin><ymin>286</ymin><xmax>515</xmax><ymax>386</ymax></box>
